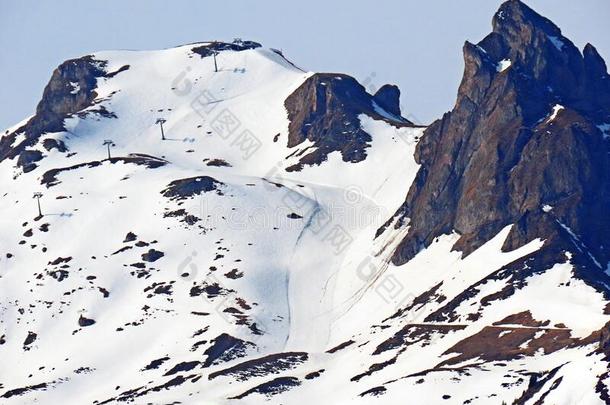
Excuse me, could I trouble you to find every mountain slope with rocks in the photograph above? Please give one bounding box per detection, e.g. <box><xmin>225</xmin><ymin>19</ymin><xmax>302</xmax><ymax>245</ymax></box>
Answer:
<box><xmin>0</xmin><ymin>2</ymin><xmax>609</xmax><ymax>404</ymax></box>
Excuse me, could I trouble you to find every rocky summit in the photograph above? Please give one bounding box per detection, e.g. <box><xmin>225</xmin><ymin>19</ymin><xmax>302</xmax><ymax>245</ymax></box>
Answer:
<box><xmin>388</xmin><ymin>0</ymin><xmax>610</xmax><ymax>274</ymax></box>
<box><xmin>0</xmin><ymin>2</ymin><xmax>609</xmax><ymax>404</ymax></box>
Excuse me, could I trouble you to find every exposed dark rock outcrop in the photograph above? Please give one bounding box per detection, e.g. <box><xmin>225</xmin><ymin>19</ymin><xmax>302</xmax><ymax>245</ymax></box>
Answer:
<box><xmin>326</xmin><ymin>339</ymin><xmax>355</xmax><ymax>354</ymax></box>
<box><xmin>41</xmin><ymin>154</ymin><xmax>167</xmax><ymax>188</ymax></box>
<box><xmin>0</xmin><ymin>56</ymin><xmax>128</xmax><ymax>172</ymax></box>
<box><xmin>161</xmin><ymin>176</ymin><xmax>224</xmax><ymax>200</ymax></box>
<box><xmin>41</xmin><ymin>138</ymin><xmax>68</xmax><ymax>153</ymax></box>
<box><xmin>123</xmin><ymin>232</ymin><xmax>137</xmax><ymax>243</ymax></box>
<box><xmin>437</xmin><ymin>324</ymin><xmax>580</xmax><ymax>367</ymax></box>
<box><xmin>230</xmin><ymin>376</ymin><xmax>301</xmax><ymax>399</ymax></box>
<box><xmin>373</xmin><ymin>84</ymin><xmax>402</xmax><ymax>117</ymax></box>
<box><xmin>16</xmin><ymin>150</ymin><xmax>44</xmax><ymax>173</ymax></box>
<box><xmin>204</xmin><ymin>158</ymin><xmax>231</xmax><ymax>167</ymax></box>
<box><xmin>284</xmin><ymin>74</ymin><xmax>414</xmax><ymax>171</ymax></box>
<box><xmin>2</xmin><ymin>382</ymin><xmax>49</xmax><ymax>399</ymax></box>
<box><xmin>191</xmin><ymin>39</ymin><xmax>262</xmax><ymax>58</ymax></box>
<box><xmin>78</xmin><ymin>315</ymin><xmax>96</xmax><ymax>327</ymax></box>
<box><xmin>208</xmin><ymin>352</ymin><xmax>308</xmax><ymax>381</ymax></box>
<box><xmin>142</xmin><ymin>356</ymin><xmax>170</xmax><ymax>371</ymax></box>
<box><xmin>373</xmin><ymin>324</ymin><xmax>466</xmax><ymax>355</ymax></box>
<box><xmin>359</xmin><ymin>386</ymin><xmax>387</xmax><ymax>397</ymax></box>
<box><xmin>202</xmin><ymin>333</ymin><xmax>254</xmax><ymax>368</ymax></box>
<box><xmin>22</xmin><ymin>331</ymin><xmax>37</xmax><ymax>347</ymax></box>
<box><xmin>386</xmin><ymin>0</ymin><xmax>610</xmax><ymax>293</ymax></box>
<box><xmin>163</xmin><ymin>360</ymin><xmax>200</xmax><ymax>376</ymax></box>
<box><xmin>141</xmin><ymin>249</ymin><xmax>164</xmax><ymax>263</ymax></box>
<box><xmin>599</xmin><ymin>320</ymin><xmax>610</xmax><ymax>358</ymax></box>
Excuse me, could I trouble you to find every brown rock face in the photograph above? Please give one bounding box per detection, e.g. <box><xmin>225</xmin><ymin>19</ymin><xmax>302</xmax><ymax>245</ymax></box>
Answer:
<box><xmin>0</xmin><ymin>56</ymin><xmax>128</xmax><ymax>172</ymax></box>
<box><xmin>388</xmin><ymin>0</ymin><xmax>610</xmax><ymax>287</ymax></box>
<box><xmin>284</xmin><ymin>73</ymin><xmax>413</xmax><ymax>171</ymax></box>
<box><xmin>600</xmin><ymin>321</ymin><xmax>610</xmax><ymax>358</ymax></box>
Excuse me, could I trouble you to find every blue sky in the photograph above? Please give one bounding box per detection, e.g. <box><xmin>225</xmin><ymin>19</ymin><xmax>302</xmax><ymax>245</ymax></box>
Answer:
<box><xmin>1</xmin><ymin>0</ymin><xmax>609</xmax><ymax>129</ymax></box>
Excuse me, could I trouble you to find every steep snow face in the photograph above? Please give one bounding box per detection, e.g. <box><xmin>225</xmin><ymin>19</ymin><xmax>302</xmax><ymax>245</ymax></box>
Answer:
<box><xmin>0</xmin><ymin>40</ymin><xmax>609</xmax><ymax>405</ymax></box>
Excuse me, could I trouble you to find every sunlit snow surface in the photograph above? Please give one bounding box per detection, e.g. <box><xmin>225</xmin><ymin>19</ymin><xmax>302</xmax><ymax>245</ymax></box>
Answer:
<box><xmin>496</xmin><ymin>58</ymin><xmax>512</xmax><ymax>72</ymax></box>
<box><xmin>0</xmin><ymin>44</ymin><xmax>608</xmax><ymax>404</ymax></box>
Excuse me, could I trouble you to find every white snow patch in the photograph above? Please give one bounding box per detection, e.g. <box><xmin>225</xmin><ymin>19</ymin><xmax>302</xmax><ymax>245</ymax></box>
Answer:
<box><xmin>11</xmin><ymin>131</ymin><xmax>27</xmax><ymax>146</ymax></box>
<box><xmin>510</xmin><ymin>262</ymin><xmax>609</xmax><ymax>338</ymax></box>
<box><xmin>498</xmin><ymin>330</ymin><xmax>511</xmax><ymax>338</ymax></box>
<box><xmin>546</xmin><ymin>104</ymin><xmax>564</xmax><ymax>123</ymax></box>
<box><xmin>69</xmin><ymin>81</ymin><xmax>80</xmax><ymax>94</ymax></box>
<box><xmin>542</xmin><ymin>204</ymin><xmax>553</xmax><ymax>212</ymax></box>
<box><xmin>497</xmin><ymin>59</ymin><xmax>512</xmax><ymax>72</ymax></box>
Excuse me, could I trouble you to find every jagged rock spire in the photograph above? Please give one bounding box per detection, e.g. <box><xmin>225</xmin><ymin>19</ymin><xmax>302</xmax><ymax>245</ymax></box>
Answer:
<box><xmin>386</xmin><ymin>0</ymin><xmax>610</xmax><ymax>293</ymax></box>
